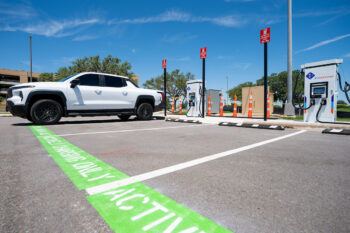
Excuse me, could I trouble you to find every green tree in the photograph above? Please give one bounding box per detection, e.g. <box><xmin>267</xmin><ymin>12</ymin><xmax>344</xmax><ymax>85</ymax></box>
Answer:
<box><xmin>39</xmin><ymin>55</ymin><xmax>136</xmax><ymax>83</ymax></box>
<box><xmin>337</xmin><ymin>100</ymin><xmax>347</xmax><ymax>105</ymax></box>
<box><xmin>227</xmin><ymin>82</ymin><xmax>255</xmax><ymax>100</ymax></box>
<box><xmin>256</xmin><ymin>70</ymin><xmax>304</xmax><ymax>102</ymax></box>
<box><xmin>143</xmin><ymin>69</ymin><xmax>195</xmax><ymax>106</ymax></box>
<box><xmin>38</xmin><ymin>72</ymin><xmax>55</xmax><ymax>81</ymax></box>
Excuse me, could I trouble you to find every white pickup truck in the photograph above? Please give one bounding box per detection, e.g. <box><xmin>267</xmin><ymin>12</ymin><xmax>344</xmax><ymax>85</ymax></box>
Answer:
<box><xmin>6</xmin><ymin>72</ymin><xmax>164</xmax><ymax>124</ymax></box>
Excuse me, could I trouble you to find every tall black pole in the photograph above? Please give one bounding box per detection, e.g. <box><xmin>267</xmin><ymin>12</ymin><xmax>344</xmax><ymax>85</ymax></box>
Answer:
<box><xmin>202</xmin><ymin>58</ymin><xmax>206</xmax><ymax>118</ymax></box>
<box><xmin>29</xmin><ymin>34</ymin><xmax>33</xmax><ymax>82</ymax></box>
<box><xmin>264</xmin><ymin>43</ymin><xmax>268</xmax><ymax>121</ymax></box>
<box><xmin>164</xmin><ymin>67</ymin><xmax>167</xmax><ymax>116</ymax></box>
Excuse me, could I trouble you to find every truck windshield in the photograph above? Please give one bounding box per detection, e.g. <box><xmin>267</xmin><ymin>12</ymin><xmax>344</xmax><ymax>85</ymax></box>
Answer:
<box><xmin>57</xmin><ymin>75</ymin><xmax>75</xmax><ymax>82</ymax></box>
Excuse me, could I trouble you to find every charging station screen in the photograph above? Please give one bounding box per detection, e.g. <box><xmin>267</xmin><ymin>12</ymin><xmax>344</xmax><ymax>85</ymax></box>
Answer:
<box><xmin>313</xmin><ymin>87</ymin><xmax>326</xmax><ymax>95</ymax></box>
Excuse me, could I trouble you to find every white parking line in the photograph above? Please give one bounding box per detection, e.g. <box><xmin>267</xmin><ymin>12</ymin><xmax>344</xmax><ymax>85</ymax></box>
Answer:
<box><xmin>58</xmin><ymin>124</ymin><xmax>207</xmax><ymax>137</ymax></box>
<box><xmin>86</xmin><ymin>130</ymin><xmax>306</xmax><ymax>195</ymax></box>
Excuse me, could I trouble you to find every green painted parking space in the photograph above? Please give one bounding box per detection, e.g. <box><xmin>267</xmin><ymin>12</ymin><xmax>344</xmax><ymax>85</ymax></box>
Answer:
<box><xmin>88</xmin><ymin>183</ymin><xmax>231</xmax><ymax>233</ymax></box>
<box><xmin>30</xmin><ymin>125</ymin><xmax>233</xmax><ymax>233</ymax></box>
<box><xmin>30</xmin><ymin>126</ymin><xmax>128</xmax><ymax>190</ymax></box>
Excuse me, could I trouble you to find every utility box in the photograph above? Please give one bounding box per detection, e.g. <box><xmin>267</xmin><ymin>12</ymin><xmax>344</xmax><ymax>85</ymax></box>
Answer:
<box><xmin>301</xmin><ymin>59</ymin><xmax>342</xmax><ymax>123</ymax></box>
<box><xmin>242</xmin><ymin>86</ymin><xmax>274</xmax><ymax>116</ymax></box>
<box><xmin>206</xmin><ymin>89</ymin><xmax>221</xmax><ymax>114</ymax></box>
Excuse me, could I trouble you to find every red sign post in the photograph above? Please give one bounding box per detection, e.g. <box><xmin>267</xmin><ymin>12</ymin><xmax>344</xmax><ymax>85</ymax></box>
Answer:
<box><xmin>200</xmin><ymin>47</ymin><xmax>207</xmax><ymax>59</ymax></box>
<box><xmin>260</xmin><ymin>27</ymin><xmax>271</xmax><ymax>44</ymax></box>
<box><xmin>200</xmin><ymin>47</ymin><xmax>207</xmax><ymax>118</ymax></box>
<box><xmin>162</xmin><ymin>59</ymin><xmax>167</xmax><ymax>69</ymax></box>
<box><xmin>162</xmin><ymin>59</ymin><xmax>167</xmax><ymax>116</ymax></box>
<box><xmin>260</xmin><ymin>28</ymin><xmax>270</xmax><ymax>121</ymax></box>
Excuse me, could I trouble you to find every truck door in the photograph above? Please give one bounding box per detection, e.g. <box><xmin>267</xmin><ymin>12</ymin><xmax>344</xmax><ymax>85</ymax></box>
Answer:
<box><xmin>66</xmin><ymin>73</ymin><xmax>105</xmax><ymax>110</ymax></box>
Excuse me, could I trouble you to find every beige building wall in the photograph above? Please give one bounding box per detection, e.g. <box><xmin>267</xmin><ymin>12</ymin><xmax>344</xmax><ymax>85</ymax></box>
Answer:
<box><xmin>0</xmin><ymin>69</ymin><xmax>40</xmax><ymax>83</ymax></box>
<box><xmin>242</xmin><ymin>85</ymin><xmax>274</xmax><ymax>117</ymax></box>
<box><xmin>0</xmin><ymin>69</ymin><xmax>41</xmax><ymax>111</ymax></box>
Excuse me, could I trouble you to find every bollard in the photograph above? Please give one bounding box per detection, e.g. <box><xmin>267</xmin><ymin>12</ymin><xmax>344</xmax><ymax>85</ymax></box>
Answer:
<box><xmin>179</xmin><ymin>99</ymin><xmax>183</xmax><ymax>115</ymax></box>
<box><xmin>248</xmin><ymin>92</ymin><xmax>253</xmax><ymax>118</ymax></box>
<box><xmin>207</xmin><ymin>95</ymin><xmax>212</xmax><ymax>116</ymax></box>
<box><xmin>171</xmin><ymin>97</ymin><xmax>175</xmax><ymax>113</ymax></box>
<box><xmin>219</xmin><ymin>95</ymin><xmax>224</xmax><ymax>117</ymax></box>
<box><xmin>267</xmin><ymin>92</ymin><xmax>271</xmax><ymax>119</ymax></box>
<box><xmin>233</xmin><ymin>95</ymin><xmax>237</xmax><ymax>117</ymax></box>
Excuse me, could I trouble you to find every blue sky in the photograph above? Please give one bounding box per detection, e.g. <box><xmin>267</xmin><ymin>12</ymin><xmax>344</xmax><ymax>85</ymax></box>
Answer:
<box><xmin>1</xmin><ymin>0</ymin><xmax>350</xmax><ymax>96</ymax></box>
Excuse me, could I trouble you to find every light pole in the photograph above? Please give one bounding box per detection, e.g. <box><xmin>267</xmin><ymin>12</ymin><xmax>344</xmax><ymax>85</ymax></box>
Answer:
<box><xmin>29</xmin><ymin>34</ymin><xmax>33</xmax><ymax>82</ymax></box>
<box><xmin>284</xmin><ymin>0</ymin><xmax>295</xmax><ymax>116</ymax></box>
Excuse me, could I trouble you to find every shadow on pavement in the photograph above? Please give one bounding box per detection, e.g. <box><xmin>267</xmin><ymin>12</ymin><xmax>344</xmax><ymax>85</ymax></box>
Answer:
<box><xmin>12</xmin><ymin>116</ymin><xmax>165</xmax><ymax>126</ymax></box>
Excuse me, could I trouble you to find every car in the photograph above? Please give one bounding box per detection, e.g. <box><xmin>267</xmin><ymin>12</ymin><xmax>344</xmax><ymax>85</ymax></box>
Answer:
<box><xmin>6</xmin><ymin>72</ymin><xmax>164</xmax><ymax>124</ymax></box>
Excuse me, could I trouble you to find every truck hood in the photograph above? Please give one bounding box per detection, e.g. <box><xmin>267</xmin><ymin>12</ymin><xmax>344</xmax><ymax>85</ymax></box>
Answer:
<box><xmin>12</xmin><ymin>82</ymin><xmax>66</xmax><ymax>88</ymax></box>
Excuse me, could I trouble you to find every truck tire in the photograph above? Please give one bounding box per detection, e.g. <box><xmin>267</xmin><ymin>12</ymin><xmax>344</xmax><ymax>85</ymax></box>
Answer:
<box><xmin>118</xmin><ymin>114</ymin><xmax>131</xmax><ymax>121</ymax></box>
<box><xmin>30</xmin><ymin>99</ymin><xmax>62</xmax><ymax>125</ymax></box>
<box><xmin>136</xmin><ymin>103</ymin><xmax>153</xmax><ymax>120</ymax></box>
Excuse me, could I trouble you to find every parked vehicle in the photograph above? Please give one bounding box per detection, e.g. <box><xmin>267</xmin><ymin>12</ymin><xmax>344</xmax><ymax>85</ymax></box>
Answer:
<box><xmin>6</xmin><ymin>72</ymin><xmax>164</xmax><ymax>124</ymax></box>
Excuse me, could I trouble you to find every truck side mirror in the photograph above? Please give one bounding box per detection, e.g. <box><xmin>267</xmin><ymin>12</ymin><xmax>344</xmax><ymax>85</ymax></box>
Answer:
<box><xmin>70</xmin><ymin>79</ymin><xmax>80</xmax><ymax>88</ymax></box>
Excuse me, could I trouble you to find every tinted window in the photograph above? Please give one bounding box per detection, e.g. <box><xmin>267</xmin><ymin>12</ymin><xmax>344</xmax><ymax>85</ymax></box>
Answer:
<box><xmin>77</xmin><ymin>74</ymin><xmax>100</xmax><ymax>86</ymax></box>
<box><xmin>104</xmin><ymin>75</ymin><xmax>124</xmax><ymax>88</ymax></box>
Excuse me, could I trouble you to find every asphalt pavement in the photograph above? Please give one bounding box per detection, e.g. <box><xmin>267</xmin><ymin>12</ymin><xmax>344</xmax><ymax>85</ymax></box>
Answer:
<box><xmin>0</xmin><ymin>116</ymin><xmax>349</xmax><ymax>233</ymax></box>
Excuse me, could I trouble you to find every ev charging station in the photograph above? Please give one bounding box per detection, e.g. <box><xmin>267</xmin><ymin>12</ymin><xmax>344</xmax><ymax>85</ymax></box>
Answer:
<box><xmin>186</xmin><ymin>80</ymin><xmax>203</xmax><ymax>117</ymax></box>
<box><xmin>301</xmin><ymin>59</ymin><xmax>342</xmax><ymax>123</ymax></box>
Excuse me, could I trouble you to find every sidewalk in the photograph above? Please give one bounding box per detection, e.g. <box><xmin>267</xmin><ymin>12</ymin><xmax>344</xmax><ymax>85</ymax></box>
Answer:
<box><xmin>164</xmin><ymin>114</ymin><xmax>350</xmax><ymax>130</ymax></box>
<box><xmin>0</xmin><ymin>112</ymin><xmax>12</xmax><ymax>117</ymax></box>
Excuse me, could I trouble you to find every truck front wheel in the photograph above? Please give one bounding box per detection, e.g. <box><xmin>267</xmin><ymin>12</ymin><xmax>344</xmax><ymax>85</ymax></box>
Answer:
<box><xmin>30</xmin><ymin>99</ymin><xmax>62</xmax><ymax>125</ymax></box>
<box><xmin>136</xmin><ymin>103</ymin><xmax>153</xmax><ymax>120</ymax></box>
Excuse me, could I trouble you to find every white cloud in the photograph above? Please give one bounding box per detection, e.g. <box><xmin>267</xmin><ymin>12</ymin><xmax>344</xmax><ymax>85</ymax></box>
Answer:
<box><xmin>232</xmin><ymin>62</ymin><xmax>251</xmax><ymax>70</ymax></box>
<box><xmin>217</xmin><ymin>55</ymin><xmax>234</xmax><ymax>60</ymax></box>
<box><xmin>72</xmin><ymin>35</ymin><xmax>98</xmax><ymax>41</ymax></box>
<box><xmin>344</xmin><ymin>53</ymin><xmax>350</xmax><ymax>58</ymax></box>
<box><xmin>295</xmin><ymin>8</ymin><xmax>350</xmax><ymax>18</ymax></box>
<box><xmin>109</xmin><ymin>10</ymin><xmax>246</xmax><ymax>28</ymax></box>
<box><xmin>162</xmin><ymin>33</ymin><xmax>197</xmax><ymax>43</ymax></box>
<box><xmin>298</xmin><ymin>33</ymin><xmax>350</xmax><ymax>53</ymax></box>
<box><xmin>0</xmin><ymin>2</ymin><xmax>37</xmax><ymax>19</ymax></box>
<box><xmin>196</xmin><ymin>15</ymin><xmax>245</xmax><ymax>27</ymax></box>
<box><xmin>116</xmin><ymin>10</ymin><xmax>191</xmax><ymax>24</ymax></box>
<box><xmin>2</xmin><ymin>18</ymin><xmax>101</xmax><ymax>37</ymax></box>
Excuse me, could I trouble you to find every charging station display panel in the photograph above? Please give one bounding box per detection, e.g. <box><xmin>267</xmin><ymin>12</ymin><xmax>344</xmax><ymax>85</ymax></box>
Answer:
<box><xmin>310</xmin><ymin>82</ymin><xmax>328</xmax><ymax>99</ymax></box>
<box><xmin>302</xmin><ymin>60</ymin><xmax>341</xmax><ymax>123</ymax></box>
<box><xmin>186</xmin><ymin>80</ymin><xmax>203</xmax><ymax>117</ymax></box>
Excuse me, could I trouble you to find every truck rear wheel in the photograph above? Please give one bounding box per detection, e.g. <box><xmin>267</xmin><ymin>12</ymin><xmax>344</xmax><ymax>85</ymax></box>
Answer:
<box><xmin>30</xmin><ymin>99</ymin><xmax>62</xmax><ymax>125</ymax></box>
<box><xmin>136</xmin><ymin>103</ymin><xmax>153</xmax><ymax>120</ymax></box>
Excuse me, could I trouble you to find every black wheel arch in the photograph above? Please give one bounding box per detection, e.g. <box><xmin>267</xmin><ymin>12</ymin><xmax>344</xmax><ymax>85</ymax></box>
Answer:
<box><xmin>25</xmin><ymin>91</ymin><xmax>67</xmax><ymax>117</ymax></box>
<box><xmin>135</xmin><ymin>95</ymin><xmax>155</xmax><ymax>110</ymax></box>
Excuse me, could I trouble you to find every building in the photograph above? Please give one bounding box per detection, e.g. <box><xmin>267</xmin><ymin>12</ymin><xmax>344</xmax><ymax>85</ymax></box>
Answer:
<box><xmin>0</xmin><ymin>69</ymin><xmax>41</xmax><ymax>111</ymax></box>
<box><xmin>0</xmin><ymin>69</ymin><xmax>41</xmax><ymax>97</ymax></box>
<box><xmin>242</xmin><ymin>85</ymin><xmax>274</xmax><ymax>117</ymax></box>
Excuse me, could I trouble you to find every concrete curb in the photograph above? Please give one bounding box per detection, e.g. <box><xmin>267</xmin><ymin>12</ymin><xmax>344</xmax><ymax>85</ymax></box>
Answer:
<box><xmin>0</xmin><ymin>113</ymin><xmax>12</xmax><ymax>117</ymax></box>
<box><xmin>322</xmin><ymin>128</ymin><xmax>350</xmax><ymax>135</ymax></box>
<box><xmin>165</xmin><ymin>118</ymin><xmax>202</xmax><ymax>124</ymax></box>
<box><xmin>152</xmin><ymin>116</ymin><xmax>165</xmax><ymax>120</ymax></box>
<box><xmin>218</xmin><ymin>122</ymin><xmax>285</xmax><ymax>130</ymax></box>
<box><xmin>165</xmin><ymin>114</ymin><xmax>350</xmax><ymax>130</ymax></box>
<box><xmin>252</xmin><ymin>121</ymin><xmax>350</xmax><ymax>130</ymax></box>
